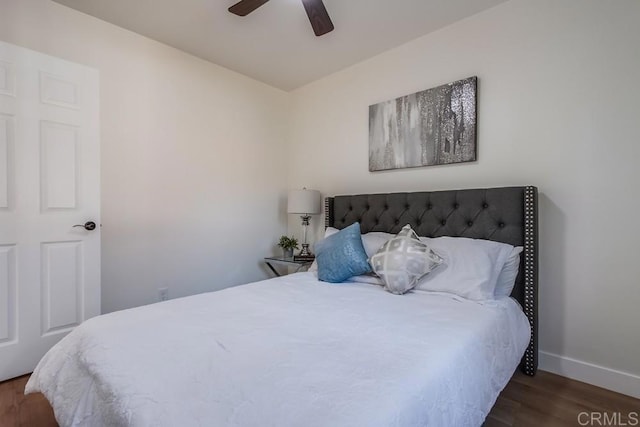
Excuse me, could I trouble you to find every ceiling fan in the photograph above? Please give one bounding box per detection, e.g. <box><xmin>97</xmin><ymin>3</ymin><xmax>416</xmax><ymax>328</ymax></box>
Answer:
<box><xmin>228</xmin><ymin>0</ymin><xmax>334</xmax><ymax>37</ymax></box>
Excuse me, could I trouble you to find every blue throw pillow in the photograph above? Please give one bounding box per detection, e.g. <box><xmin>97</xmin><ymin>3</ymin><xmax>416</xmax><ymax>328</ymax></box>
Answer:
<box><xmin>314</xmin><ymin>222</ymin><xmax>372</xmax><ymax>283</ymax></box>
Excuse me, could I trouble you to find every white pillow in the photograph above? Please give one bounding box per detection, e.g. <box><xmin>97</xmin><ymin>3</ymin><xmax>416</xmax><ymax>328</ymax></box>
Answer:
<box><xmin>415</xmin><ymin>236</ymin><xmax>513</xmax><ymax>301</ymax></box>
<box><xmin>494</xmin><ymin>246</ymin><xmax>523</xmax><ymax>298</ymax></box>
<box><xmin>308</xmin><ymin>228</ymin><xmax>393</xmax><ymax>272</ymax></box>
<box><xmin>361</xmin><ymin>231</ymin><xmax>395</xmax><ymax>258</ymax></box>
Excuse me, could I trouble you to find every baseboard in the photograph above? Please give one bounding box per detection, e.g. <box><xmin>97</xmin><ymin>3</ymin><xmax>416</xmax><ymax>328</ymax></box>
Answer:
<box><xmin>539</xmin><ymin>351</ymin><xmax>640</xmax><ymax>399</ymax></box>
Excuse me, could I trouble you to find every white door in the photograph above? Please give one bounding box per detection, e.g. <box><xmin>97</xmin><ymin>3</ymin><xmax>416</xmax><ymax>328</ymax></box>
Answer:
<box><xmin>0</xmin><ymin>41</ymin><xmax>100</xmax><ymax>381</ymax></box>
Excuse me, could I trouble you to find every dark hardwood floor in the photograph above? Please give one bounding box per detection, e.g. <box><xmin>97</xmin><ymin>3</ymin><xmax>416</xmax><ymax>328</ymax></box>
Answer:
<box><xmin>484</xmin><ymin>371</ymin><xmax>639</xmax><ymax>426</ymax></box>
<box><xmin>0</xmin><ymin>375</ymin><xmax>55</xmax><ymax>427</ymax></box>
<box><xmin>1</xmin><ymin>370</ymin><xmax>638</xmax><ymax>426</ymax></box>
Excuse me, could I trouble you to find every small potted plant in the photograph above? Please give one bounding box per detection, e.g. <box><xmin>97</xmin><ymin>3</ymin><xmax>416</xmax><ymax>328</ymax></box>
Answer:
<box><xmin>278</xmin><ymin>235</ymin><xmax>299</xmax><ymax>258</ymax></box>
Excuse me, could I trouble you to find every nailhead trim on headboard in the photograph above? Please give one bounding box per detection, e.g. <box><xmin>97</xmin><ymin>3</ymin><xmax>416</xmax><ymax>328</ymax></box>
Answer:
<box><xmin>523</xmin><ymin>186</ymin><xmax>538</xmax><ymax>375</ymax></box>
<box><xmin>324</xmin><ymin>197</ymin><xmax>330</xmax><ymax>229</ymax></box>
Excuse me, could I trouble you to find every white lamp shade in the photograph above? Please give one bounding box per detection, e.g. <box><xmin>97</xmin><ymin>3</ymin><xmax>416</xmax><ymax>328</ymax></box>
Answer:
<box><xmin>287</xmin><ymin>189</ymin><xmax>321</xmax><ymax>214</ymax></box>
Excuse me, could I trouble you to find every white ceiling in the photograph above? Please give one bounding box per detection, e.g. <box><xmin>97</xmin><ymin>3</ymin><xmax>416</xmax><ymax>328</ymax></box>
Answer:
<box><xmin>52</xmin><ymin>0</ymin><xmax>506</xmax><ymax>91</ymax></box>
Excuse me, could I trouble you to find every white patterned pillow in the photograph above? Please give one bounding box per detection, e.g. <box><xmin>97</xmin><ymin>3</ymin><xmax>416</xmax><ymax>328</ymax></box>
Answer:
<box><xmin>370</xmin><ymin>225</ymin><xmax>443</xmax><ymax>295</ymax></box>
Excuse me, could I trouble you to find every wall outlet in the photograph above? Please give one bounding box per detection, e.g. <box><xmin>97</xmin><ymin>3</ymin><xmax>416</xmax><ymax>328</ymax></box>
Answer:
<box><xmin>158</xmin><ymin>287</ymin><xmax>169</xmax><ymax>302</ymax></box>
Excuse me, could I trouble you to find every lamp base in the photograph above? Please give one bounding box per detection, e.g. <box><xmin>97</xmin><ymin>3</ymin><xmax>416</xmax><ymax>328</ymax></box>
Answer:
<box><xmin>299</xmin><ymin>243</ymin><xmax>313</xmax><ymax>257</ymax></box>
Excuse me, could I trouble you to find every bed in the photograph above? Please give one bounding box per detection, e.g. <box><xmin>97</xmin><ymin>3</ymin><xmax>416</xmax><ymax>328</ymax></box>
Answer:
<box><xmin>26</xmin><ymin>186</ymin><xmax>538</xmax><ymax>427</ymax></box>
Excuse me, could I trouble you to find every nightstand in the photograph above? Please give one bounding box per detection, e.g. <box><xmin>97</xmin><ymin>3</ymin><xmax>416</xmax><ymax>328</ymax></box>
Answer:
<box><xmin>264</xmin><ymin>256</ymin><xmax>314</xmax><ymax>277</ymax></box>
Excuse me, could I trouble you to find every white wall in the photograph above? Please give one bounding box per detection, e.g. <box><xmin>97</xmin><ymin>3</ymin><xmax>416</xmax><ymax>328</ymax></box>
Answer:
<box><xmin>0</xmin><ymin>0</ymin><xmax>290</xmax><ymax>313</ymax></box>
<box><xmin>288</xmin><ymin>0</ymin><xmax>640</xmax><ymax>396</ymax></box>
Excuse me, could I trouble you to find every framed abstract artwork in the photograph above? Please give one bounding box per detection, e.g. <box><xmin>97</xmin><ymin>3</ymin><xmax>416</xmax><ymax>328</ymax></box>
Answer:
<box><xmin>369</xmin><ymin>76</ymin><xmax>477</xmax><ymax>172</ymax></box>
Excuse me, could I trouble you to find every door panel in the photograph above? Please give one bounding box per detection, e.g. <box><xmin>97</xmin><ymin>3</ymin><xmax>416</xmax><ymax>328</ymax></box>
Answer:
<box><xmin>0</xmin><ymin>60</ymin><xmax>15</xmax><ymax>97</ymax></box>
<box><xmin>0</xmin><ymin>114</ymin><xmax>12</xmax><ymax>209</ymax></box>
<box><xmin>40</xmin><ymin>121</ymin><xmax>78</xmax><ymax>210</ymax></box>
<box><xmin>0</xmin><ymin>245</ymin><xmax>16</xmax><ymax>344</ymax></box>
<box><xmin>39</xmin><ymin>72</ymin><xmax>80</xmax><ymax>110</ymax></box>
<box><xmin>41</xmin><ymin>241</ymin><xmax>83</xmax><ymax>335</ymax></box>
<box><xmin>0</xmin><ymin>41</ymin><xmax>100</xmax><ymax>381</ymax></box>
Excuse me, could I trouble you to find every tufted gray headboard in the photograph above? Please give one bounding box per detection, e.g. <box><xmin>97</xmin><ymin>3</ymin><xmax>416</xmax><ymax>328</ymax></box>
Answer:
<box><xmin>325</xmin><ymin>186</ymin><xmax>538</xmax><ymax>376</ymax></box>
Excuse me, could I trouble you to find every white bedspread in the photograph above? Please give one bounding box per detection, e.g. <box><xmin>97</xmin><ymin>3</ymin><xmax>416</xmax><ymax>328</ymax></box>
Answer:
<box><xmin>26</xmin><ymin>272</ymin><xmax>530</xmax><ymax>427</ymax></box>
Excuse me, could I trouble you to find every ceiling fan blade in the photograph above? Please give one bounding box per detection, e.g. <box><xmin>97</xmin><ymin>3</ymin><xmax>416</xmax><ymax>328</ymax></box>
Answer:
<box><xmin>301</xmin><ymin>0</ymin><xmax>334</xmax><ymax>36</ymax></box>
<box><xmin>228</xmin><ymin>0</ymin><xmax>270</xmax><ymax>16</ymax></box>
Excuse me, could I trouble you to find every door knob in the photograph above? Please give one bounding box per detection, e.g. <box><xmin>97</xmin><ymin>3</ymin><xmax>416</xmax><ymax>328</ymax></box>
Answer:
<box><xmin>73</xmin><ymin>221</ymin><xmax>97</xmax><ymax>231</ymax></box>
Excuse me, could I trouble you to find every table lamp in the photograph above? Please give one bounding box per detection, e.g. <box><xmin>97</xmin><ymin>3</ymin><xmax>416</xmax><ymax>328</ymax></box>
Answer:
<box><xmin>287</xmin><ymin>188</ymin><xmax>321</xmax><ymax>257</ymax></box>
